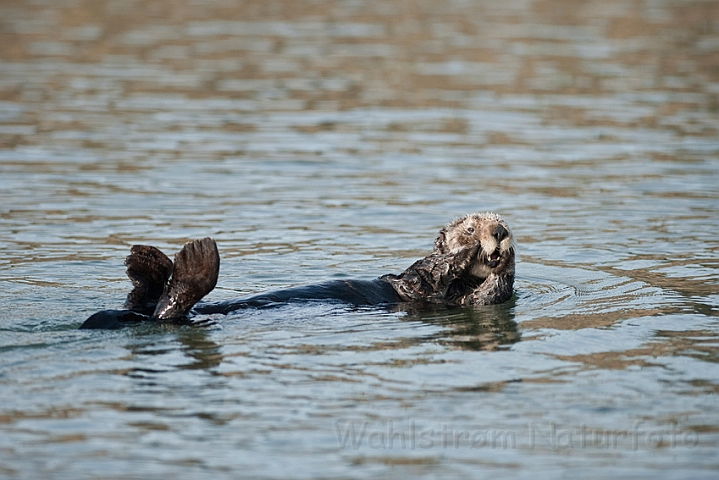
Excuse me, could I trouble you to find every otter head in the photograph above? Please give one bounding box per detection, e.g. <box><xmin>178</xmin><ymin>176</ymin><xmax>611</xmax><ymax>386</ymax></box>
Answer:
<box><xmin>433</xmin><ymin>212</ymin><xmax>515</xmax><ymax>279</ymax></box>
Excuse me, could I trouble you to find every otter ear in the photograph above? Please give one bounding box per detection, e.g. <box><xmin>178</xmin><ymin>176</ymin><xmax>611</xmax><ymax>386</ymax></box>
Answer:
<box><xmin>434</xmin><ymin>228</ymin><xmax>448</xmax><ymax>254</ymax></box>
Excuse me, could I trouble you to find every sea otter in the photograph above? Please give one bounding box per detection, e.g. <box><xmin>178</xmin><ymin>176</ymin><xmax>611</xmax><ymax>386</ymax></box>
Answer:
<box><xmin>80</xmin><ymin>213</ymin><xmax>515</xmax><ymax>329</ymax></box>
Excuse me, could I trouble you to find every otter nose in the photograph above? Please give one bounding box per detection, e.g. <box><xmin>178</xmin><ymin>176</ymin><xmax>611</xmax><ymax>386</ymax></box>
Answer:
<box><xmin>492</xmin><ymin>224</ymin><xmax>508</xmax><ymax>242</ymax></box>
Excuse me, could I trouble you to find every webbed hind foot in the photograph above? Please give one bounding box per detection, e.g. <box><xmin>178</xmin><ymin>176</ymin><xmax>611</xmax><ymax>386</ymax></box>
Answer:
<box><xmin>153</xmin><ymin>237</ymin><xmax>220</xmax><ymax>320</ymax></box>
<box><xmin>124</xmin><ymin>245</ymin><xmax>174</xmax><ymax>315</ymax></box>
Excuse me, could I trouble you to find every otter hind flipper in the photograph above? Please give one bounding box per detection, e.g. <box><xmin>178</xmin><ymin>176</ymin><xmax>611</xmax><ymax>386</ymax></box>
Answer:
<box><xmin>124</xmin><ymin>245</ymin><xmax>174</xmax><ymax>315</ymax></box>
<box><xmin>153</xmin><ymin>237</ymin><xmax>220</xmax><ymax>321</ymax></box>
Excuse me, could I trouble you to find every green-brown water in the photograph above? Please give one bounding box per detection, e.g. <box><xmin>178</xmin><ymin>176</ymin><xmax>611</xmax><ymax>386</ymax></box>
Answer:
<box><xmin>1</xmin><ymin>0</ymin><xmax>718</xmax><ymax>478</ymax></box>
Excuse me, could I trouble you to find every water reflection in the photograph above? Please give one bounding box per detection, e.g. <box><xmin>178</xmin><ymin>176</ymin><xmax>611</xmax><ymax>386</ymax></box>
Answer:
<box><xmin>175</xmin><ymin>328</ymin><xmax>224</xmax><ymax>371</ymax></box>
<box><xmin>402</xmin><ymin>301</ymin><xmax>519</xmax><ymax>351</ymax></box>
<box><xmin>118</xmin><ymin>323</ymin><xmax>225</xmax><ymax>377</ymax></box>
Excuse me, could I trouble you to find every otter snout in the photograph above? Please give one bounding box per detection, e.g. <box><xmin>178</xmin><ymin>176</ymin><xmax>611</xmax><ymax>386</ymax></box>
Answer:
<box><xmin>493</xmin><ymin>224</ymin><xmax>508</xmax><ymax>242</ymax></box>
<box><xmin>480</xmin><ymin>224</ymin><xmax>511</xmax><ymax>269</ymax></box>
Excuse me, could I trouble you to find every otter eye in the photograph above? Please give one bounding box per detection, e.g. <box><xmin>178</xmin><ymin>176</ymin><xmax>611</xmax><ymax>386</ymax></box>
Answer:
<box><xmin>467</xmin><ymin>227</ymin><xmax>475</xmax><ymax>234</ymax></box>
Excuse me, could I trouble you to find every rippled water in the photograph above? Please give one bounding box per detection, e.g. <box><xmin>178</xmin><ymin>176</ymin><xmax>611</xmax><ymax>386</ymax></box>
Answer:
<box><xmin>1</xmin><ymin>0</ymin><xmax>718</xmax><ymax>478</ymax></box>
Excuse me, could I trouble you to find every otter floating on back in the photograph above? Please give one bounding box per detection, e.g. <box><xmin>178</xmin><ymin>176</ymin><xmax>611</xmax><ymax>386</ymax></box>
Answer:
<box><xmin>80</xmin><ymin>213</ymin><xmax>515</xmax><ymax>329</ymax></box>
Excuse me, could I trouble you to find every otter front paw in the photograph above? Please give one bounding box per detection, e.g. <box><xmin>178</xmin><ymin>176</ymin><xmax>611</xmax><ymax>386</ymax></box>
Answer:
<box><xmin>462</xmin><ymin>273</ymin><xmax>514</xmax><ymax>306</ymax></box>
<box><xmin>445</xmin><ymin>245</ymin><xmax>481</xmax><ymax>277</ymax></box>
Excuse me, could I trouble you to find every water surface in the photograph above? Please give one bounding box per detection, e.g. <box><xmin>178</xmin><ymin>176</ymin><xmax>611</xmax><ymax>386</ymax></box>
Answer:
<box><xmin>1</xmin><ymin>0</ymin><xmax>718</xmax><ymax>478</ymax></box>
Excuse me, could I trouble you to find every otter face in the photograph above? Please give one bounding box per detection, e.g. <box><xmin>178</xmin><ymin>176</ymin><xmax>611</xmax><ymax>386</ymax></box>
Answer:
<box><xmin>434</xmin><ymin>212</ymin><xmax>515</xmax><ymax>279</ymax></box>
